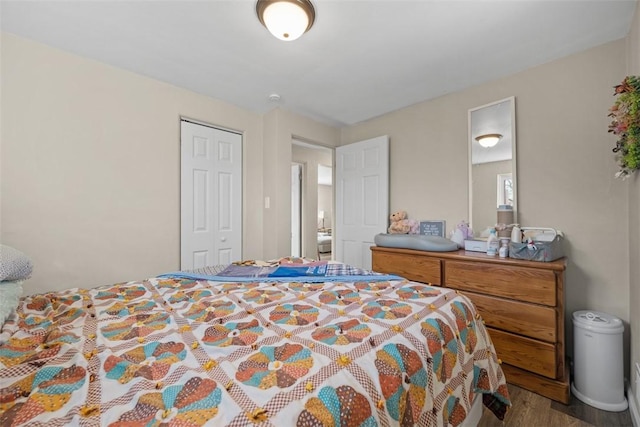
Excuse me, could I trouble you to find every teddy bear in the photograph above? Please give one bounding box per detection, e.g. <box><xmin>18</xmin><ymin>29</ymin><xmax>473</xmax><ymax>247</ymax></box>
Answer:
<box><xmin>450</xmin><ymin>220</ymin><xmax>474</xmax><ymax>247</ymax></box>
<box><xmin>456</xmin><ymin>220</ymin><xmax>473</xmax><ymax>239</ymax></box>
<box><xmin>407</xmin><ymin>218</ymin><xmax>420</xmax><ymax>234</ymax></box>
<box><xmin>388</xmin><ymin>211</ymin><xmax>420</xmax><ymax>234</ymax></box>
<box><xmin>388</xmin><ymin>211</ymin><xmax>410</xmax><ymax>234</ymax></box>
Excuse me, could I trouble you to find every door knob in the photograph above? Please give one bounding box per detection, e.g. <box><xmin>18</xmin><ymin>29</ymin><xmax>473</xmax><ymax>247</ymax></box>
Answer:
<box><xmin>221</xmin><ymin>237</ymin><xmax>227</xmax><ymax>242</ymax></box>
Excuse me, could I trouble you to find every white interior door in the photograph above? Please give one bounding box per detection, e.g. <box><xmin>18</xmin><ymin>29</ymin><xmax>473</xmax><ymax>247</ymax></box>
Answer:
<box><xmin>291</xmin><ymin>163</ymin><xmax>302</xmax><ymax>257</ymax></box>
<box><xmin>181</xmin><ymin>120</ymin><xmax>242</xmax><ymax>269</ymax></box>
<box><xmin>335</xmin><ymin>135</ymin><xmax>389</xmax><ymax>269</ymax></box>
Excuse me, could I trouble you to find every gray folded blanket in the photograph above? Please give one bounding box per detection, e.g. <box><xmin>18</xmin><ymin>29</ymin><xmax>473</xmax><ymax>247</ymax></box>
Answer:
<box><xmin>374</xmin><ymin>233</ymin><xmax>459</xmax><ymax>252</ymax></box>
<box><xmin>0</xmin><ymin>244</ymin><xmax>33</xmax><ymax>281</ymax></box>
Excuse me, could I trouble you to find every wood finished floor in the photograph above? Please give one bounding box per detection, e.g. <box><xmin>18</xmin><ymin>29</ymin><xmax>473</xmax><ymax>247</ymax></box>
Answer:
<box><xmin>478</xmin><ymin>384</ymin><xmax>633</xmax><ymax>427</ymax></box>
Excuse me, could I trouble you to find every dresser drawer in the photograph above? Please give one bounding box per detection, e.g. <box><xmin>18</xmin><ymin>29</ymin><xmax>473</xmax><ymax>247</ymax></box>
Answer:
<box><xmin>372</xmin><ymin>251</ymin><xmax>441</xmax><ymax>285</ymax></box>
<box><xmin>488</xmin><ymin>328</ymin><xmax>558</xmax><ymax>378</ymax></box>
<box><xmin>444</xmin><ymin>260</ymin><xmax>556</xmax><ymax>306</ymax></box>
<box><xmin>462</xmin><ymin>291</ymin><xmax>556</xmax><ymax>342</ymax></box>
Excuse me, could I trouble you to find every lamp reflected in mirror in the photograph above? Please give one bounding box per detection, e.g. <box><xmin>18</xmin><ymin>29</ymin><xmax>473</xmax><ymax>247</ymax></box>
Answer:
<box><xmin>468</xmin><ymin>97</ymin><xmax>517</xmax><ymax>236</ymax></box>
<box><xmin>476</xmin><ymin>133</ymin><xmax>502</xmax><ymax>148</ymax></box>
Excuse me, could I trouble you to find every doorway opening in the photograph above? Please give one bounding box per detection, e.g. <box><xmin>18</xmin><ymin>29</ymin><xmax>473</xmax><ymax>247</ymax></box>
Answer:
<box><xmin>291</xmin><ymin>140</ymin><xmax>333</xmax><ymax>260</ymax></box>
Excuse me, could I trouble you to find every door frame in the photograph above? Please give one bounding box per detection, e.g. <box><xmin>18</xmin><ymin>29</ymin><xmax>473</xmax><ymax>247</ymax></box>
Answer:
<box><xmin>291</xmin><ymin>139</ymin><xmax>334</xmax><ymax>259</ymax></box>
<box><xmin>291</xmin><ymin>163</ymin><xmax>303</xmax><ymax>257</ymax></box>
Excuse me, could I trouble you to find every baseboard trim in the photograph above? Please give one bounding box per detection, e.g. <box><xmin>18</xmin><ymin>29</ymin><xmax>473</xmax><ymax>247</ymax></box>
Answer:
<box><xmin>629</xmin><ymin>385</ymin><xmax>640</xmax><ymax>427</ymax></box>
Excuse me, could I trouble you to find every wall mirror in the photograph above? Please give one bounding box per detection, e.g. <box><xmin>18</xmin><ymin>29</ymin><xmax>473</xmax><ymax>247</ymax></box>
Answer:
<box><xmin>468</xmin><ymin>96</ymin><xmax>517</xmax><ymax>236</ymax></box>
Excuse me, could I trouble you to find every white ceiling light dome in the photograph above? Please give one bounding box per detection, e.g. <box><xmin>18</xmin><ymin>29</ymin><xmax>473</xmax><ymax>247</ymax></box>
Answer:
<box><xmin>256</xmin><ymin>0</ymin><xmax>315</xmax><ymax>41</ymax></box>
<box><xmin>475</xmin><ymin>133</ymin><xmax>502</xmax><ymax>148</ymax></box>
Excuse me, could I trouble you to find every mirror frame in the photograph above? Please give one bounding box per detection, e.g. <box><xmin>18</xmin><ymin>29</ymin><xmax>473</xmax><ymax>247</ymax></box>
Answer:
<box><xmin>468</xmin><ymin>96</ymin><xmax>517</xmax><ymax>234</ymax></box>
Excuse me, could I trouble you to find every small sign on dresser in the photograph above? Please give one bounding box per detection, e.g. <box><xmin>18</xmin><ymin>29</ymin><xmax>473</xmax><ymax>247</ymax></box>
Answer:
<box><xmin>419</xmin><ymin>220</ymin><xmax>445</xmax><ymax>237</ymax></box>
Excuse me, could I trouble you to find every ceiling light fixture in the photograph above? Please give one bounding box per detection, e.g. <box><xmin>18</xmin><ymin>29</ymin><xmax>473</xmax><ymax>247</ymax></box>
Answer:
<box><xmin>256</xmin><ymin>0</ymin><xmax>315</xmax><ymax>41</ymax></box>
<box><xmin>475</xmin><ymin>133</ymin><xmax>502</xmax><ymax>148</ymax></box>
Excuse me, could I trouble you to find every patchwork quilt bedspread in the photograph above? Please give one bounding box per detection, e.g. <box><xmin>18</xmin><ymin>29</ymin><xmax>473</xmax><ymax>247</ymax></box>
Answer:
<box><xmin>0</xmin><ymin>267</ymin><xmax>510</xmax><ymax>426</ymax></box>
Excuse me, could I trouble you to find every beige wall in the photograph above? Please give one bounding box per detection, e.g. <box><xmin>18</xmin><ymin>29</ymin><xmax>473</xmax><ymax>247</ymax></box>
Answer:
<box><xmin>261</xmin><ymin>108</ymin><xmax>339</xmax><ymax>260</ymax></box>
<box><xmin>0</xmin><ymin>33</ymin><xmax>340</xmax><ymax>294</ymax></box>
<box><xmin>627</xmin><ymin>1</ymin><xmax>640</xmax><ymax>414</ymax></box>
<box><xmin>0</xmin><ymin>32</ymin><xmax>3</xmax><ymax>238</ymax></box>
<box><xmin>342</xmin><ymin>40</ymin><xmax>630</xmax><ymax>373</ymax></box>
<box><xmin>0</xmin><ymin>33</ymin><xmax>265</xmax><ymax>293</ymax></box>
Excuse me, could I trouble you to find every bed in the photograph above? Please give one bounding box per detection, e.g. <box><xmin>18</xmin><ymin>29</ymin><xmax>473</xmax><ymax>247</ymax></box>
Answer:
<box><xmin>317</xmin><ymin>232</ymin><xmax>332</xmax><ymax>254</ymax></box>
<box><xmin>0</xmin><ymin>258</ymin><xmax>510</xmax><ymax>426</ymax></box>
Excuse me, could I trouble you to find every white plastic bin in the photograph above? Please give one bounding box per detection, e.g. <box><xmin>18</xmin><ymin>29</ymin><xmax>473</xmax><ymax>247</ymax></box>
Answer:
<box><xmin>571</xmin><ymin>310</ymin><xmax>628</xmax><ymax>411</ymax></box>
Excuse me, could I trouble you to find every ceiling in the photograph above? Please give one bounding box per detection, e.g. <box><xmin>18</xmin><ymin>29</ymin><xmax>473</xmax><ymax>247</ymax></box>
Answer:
<box><xmin>1</xmin><ymin>0</ymin><xmax>637</xmax><ymax>127</ymax></box>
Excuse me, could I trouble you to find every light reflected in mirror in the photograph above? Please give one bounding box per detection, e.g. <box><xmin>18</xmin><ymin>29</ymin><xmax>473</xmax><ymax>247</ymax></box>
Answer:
<box><xmin>468</xmin><ymin>97</ymin><xmax>517</xmax><ymax>236</ymax></box>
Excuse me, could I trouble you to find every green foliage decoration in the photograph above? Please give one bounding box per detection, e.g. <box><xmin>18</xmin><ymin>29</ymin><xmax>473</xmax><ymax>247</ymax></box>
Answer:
<box><xmin>609</xmin><ymin>76</ymin><xmax>640</xmax><ymax>179</ymax></box>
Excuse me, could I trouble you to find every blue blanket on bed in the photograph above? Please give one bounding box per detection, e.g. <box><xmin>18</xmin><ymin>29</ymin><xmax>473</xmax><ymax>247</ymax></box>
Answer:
<box><xmin>159</xmin><ymin>262</ymin><xmax>403</xmax><ymax>283</ymax></box>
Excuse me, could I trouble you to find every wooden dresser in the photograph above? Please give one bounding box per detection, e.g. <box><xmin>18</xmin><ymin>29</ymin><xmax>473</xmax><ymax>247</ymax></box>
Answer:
<box><xmin>371</xmin><ymin>246</ymin><xmax>569</xmax><ymax>404</ymax></box>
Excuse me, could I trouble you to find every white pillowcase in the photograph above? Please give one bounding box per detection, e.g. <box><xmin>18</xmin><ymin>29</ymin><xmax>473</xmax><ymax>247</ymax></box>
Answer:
<box><xmin>0</xmin><ymin>280</ymin><xmax>23</xmax><ymax>326</ymax></box>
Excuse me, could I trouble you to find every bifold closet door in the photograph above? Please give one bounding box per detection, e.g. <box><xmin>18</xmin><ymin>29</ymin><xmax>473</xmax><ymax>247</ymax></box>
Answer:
<box><xmin>181</xmin><ymin>120</ymin><xmax>242</xmax><ymax>269</ymax></box>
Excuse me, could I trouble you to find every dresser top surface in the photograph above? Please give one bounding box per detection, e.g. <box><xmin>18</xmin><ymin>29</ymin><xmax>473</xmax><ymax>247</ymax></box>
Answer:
<box><xmin>371</xmin><ymin>246</ymin><xmax>567</xmax><ymax>271</ymax></box>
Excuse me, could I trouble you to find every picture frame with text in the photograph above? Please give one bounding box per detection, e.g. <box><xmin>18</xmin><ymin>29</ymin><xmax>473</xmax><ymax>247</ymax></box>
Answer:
<box><xmin>419</xmin><ymin>220</ymin><xmax>446</xmax><ymax>237</ymax></box>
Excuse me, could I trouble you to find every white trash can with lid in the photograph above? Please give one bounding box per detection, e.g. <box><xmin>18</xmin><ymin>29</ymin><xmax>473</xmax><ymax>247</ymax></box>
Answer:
<box><xmin>571</xmin><ymin>310</ymin><xmax>628</xmax><ymax>411</ymax></box>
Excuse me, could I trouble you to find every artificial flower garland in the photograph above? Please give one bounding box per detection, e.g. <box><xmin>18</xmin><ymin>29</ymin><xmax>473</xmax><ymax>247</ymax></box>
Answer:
<box><xmin>609</xmin><ymin>76</ymin><xmax>640</xmax><ymax>179</ymax></box>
